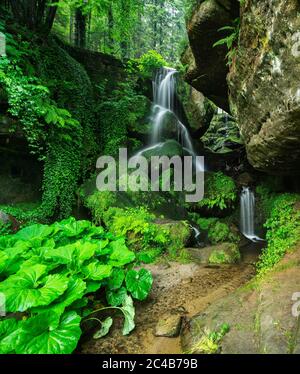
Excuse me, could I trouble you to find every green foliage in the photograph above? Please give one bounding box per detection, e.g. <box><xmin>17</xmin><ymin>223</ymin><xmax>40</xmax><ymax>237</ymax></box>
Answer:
<box><xmin>136</xmin><ymin>248</ymin><xmax>162</xmax><ymax>264</ymax></box>
<box><xmin>197</xmin><ymin>172</ymin><xmax>237</xmax><ymax>211</ymax></box>
<box><xmin>213</xmin><ymin>18</ymin><xmax>240</xmax><ymax>66</ymax></box>
<box><xmin>125</xmin><ymin>269</ymin><xmax>153</xmax><ymax>301</ymax></box>
<box><xmin>128</xmin><ymin>50</ymin><xmax>168</xmax><ymax>78</ymax></box>
<box><xmin>0</xmin><ymin>26</ymin><xmax>96</xmax><ymax>220</ymax></box>
<box><xmin>0</xmin><ymin>217</ymin><xmax>153</xmax><ymax>353</ymax></box>
<box><xmin>97</xmin><ymin>79</ymin><xmax>149</xmax><ymax>157</ymax></box>
<box><xmin>208</xmin><ymin>222</ymin><xmax>239</xmax><ymax>245</ymax></box>
<box><xmin>256</xmin><ymin>190</ymin><xmax>300</xmax><ymax>275</ymax></box>
<box><xmin>104</xmin><ymin>207</ymin><xmax>170</xmax><ymax>252</ymax></box>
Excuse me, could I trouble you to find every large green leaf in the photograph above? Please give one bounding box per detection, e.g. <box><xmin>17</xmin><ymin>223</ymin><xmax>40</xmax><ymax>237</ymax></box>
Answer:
<box><xmin>93</xmin><ymin>317</ymin><xmax>113</xmax><ymax>339</ymax></box>
<box><xmin>34</xmin><ymin>277</ymin><xmax>86</xmax><ymax>316</ymax></box>
<box><xmin>54</xmin><ymin>218</ymin><xmax>92</xmax><ymax>238</ymax></box>
<box><xmin>43</xmin><ymin>244</ymin><xmax>76</xmax><ymax>264</ymax></box>
<box><xmin>1</xmin><ymin>241</ymin><xmax>31</xmax><ymax>276</ymax></box>
<box><xmin>125</xmin><ymin>269</ymin><xmax>153</xmax><ymax>301</ymax></box>
<box><xmin>106</xmin><ymin>287</ymin><xmax>127</xmax><ymax>307</ymax></box>
<box><xmin>83</xmin><ymin>262</ymin><xmax>112</xmax><ymax>281</ymax></box>
<box><xmin>0</xmin><ymin>319</ymin><xmax>22</xmax><ymax>354</ymax></box>
<box><xmin>0</xmin><ymin>251</ymin><xmax>8</xmax><ymax>273</ymax></box>
<box><xmin>0</xmin><ymin>265</ymin><xmax>69</xmax><ymax>312</ymax></box>
<box><xmin>120</xmin><ymin>295</ymin><xmax>135</xmax><ymax>335</ymax></box>
<box><xmin>0</xmin><ymin>318</ymin><xmax>18</xmax><ymax>342</ymax></box>
<box><xmin>107</xmin><ymin>268</ymin><xmax>125</xmax><ymax>291</ymax></box>
<box><xmin>15</xmin><ymin>311</ymin><xmax>81</xmax><ymax>354</ymax></box>
<box><xmin>14</xmin><ymin>224</ymin><xmax>53</xmax><ymax>244</ymax></box>
<box><xmin>108</xmin><ymin>238</ymin><xmax>135</xmax><ymax>267</ymax></box>
<box><xmin>44</xmin><ymin>241</ymin><xmax>98</xmax><ymax>267</ymax></box>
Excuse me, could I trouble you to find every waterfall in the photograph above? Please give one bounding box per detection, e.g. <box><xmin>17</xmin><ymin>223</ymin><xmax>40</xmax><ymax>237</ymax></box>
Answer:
<box><xmin>240</xmin><ymin>187</ymin><xmax>262</xmax><ymax>242</ymax></box>
<box><xmin>136</xmin><ymin>67</ymin><xmax>202</xmax><ymax>170</ymax></box>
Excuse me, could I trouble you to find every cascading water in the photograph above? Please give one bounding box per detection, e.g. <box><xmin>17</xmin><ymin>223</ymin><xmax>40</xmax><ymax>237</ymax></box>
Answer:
<box><xmin>240</xmin><ymin>187</ymin><xmax>262</xmax><ymax>242</ymax></box>
<box><xmin>137</xmin><ymin>67</ymin><xmax>202</xmax><ymax>171</ymax></box>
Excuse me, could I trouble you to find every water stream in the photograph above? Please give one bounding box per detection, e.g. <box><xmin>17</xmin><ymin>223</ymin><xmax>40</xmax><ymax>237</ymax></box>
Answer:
<box><xmin>137</xmin><ymin>67</ymin><xmax>202</xmax><ymax>171</ymax></box>
<box><xmin>240</xmin><ymin>187</ymin><xmax>263</xmax><ymax>242</ymax></box>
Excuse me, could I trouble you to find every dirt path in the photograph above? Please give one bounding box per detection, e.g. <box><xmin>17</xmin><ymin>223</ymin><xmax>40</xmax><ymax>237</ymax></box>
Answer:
<box><xmin>81</xmin><ymin>244</ymin><xmax>259</xmax><ymax>354</ymax></box>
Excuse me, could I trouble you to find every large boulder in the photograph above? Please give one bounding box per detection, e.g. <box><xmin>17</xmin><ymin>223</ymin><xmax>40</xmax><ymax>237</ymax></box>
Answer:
<box><xmin>228</xmin><ymin>0</ymin><xmax>300</xmax><ymax>175</ymax></box>
<box><xmin>177</xmin><ymin>77</ymin><xmax>216</xmax><ymax>136</ymax></box>
<box><xmin>184</xmin><ymin>0</ymin><xmax>239</xmax><ymax>110</ymax></box>
<box><xmin>181</xmin><ymin>243</ymin><xmax>300</xmax><ymax>354</ymax></box>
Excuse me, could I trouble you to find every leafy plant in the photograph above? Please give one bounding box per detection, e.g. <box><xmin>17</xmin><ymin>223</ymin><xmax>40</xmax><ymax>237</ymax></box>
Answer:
<box><xmin>256</xmin><ymin>191</ymin><xmax>300</xmax><ymax>275</ymax></box>
<box><xmin>187</xmin><ymin>323</ymin><xmax>230</xmax><ymax>354</ymax></box>
<box><xmin>0</xmin><ymin>217</ymin><xmax>153</xmax><ymax>354</ymax></box>
<box><xmin>213</xmin><ymin>18</ymin><xmax>240</xmax><ymax>66</ymax></box>
<box><xmin>128</xmin><ymin>50</ymin><xmax>168</xmax><ymax>78</ymax></box>
<box><xmin>196</xmin><ymin>172</ymin><xmax>237</xmax><ymax>211</ymax></box>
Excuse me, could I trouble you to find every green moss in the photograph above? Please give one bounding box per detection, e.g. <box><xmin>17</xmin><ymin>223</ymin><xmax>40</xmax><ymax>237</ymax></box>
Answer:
<box><xmin>209</xmin><ymin>243</ymin><xmax>241</xmax><ymax>264</ymax></box>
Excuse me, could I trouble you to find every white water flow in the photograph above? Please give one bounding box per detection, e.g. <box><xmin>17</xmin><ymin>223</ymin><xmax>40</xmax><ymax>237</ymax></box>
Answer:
<box><xmin>138</xmin><ymin>67</ymin><xmax>202</xmax><ymax>171</ymax></box>
<box><xmin>240</xmin><ymin>187</ymin><xmax>262</xmax><ymax>242</ymax></box>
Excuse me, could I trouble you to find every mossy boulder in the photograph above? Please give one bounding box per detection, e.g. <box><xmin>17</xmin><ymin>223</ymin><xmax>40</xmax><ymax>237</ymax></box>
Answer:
<box><xmin>142</xmin><ymin>139</ymin><xmax>185</xmax><ymax>159</ymax></box>
<box><xmin>186</xmin><ymin>242</ymin><xmax>240</xmax><ymax>264</ymax></box>
<box><xmin>183</xmin><ymin>0</ymin><xmax>239</xmax><ymax>110</ymax></box>
<box><xmin>155</xmin><ymin>220</ymin><xmax>192</xmax><ymax>253</ymax></box>
<box><xmin>208</xmin><ymin>243</ymin><xmax>241</xmax><ymax>264</ymax></box>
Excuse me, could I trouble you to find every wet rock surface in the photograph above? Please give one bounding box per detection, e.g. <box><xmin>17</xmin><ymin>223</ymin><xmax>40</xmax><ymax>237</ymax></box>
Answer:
<box><xmin>155</xmin><ymin>313</ymin><xmax>183</xmax><ymax>338</ymax></box>
<box><xmin>181</xmin><ymin>244</ymin><xmax>300</xmax><ymax>354</ymax></box>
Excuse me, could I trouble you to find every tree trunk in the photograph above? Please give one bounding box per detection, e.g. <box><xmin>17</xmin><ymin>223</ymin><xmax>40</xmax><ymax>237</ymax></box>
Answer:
<box><xmin>75</xmin><ymin>7</ymin><xmax>86</xmax><ymax>48</ymax></box>
<box><xmin>107</xmin><ymin>3</ymin><xmax>114</xmax><ymax>52</ymax></box>
<box><xmin>9</xmin><ymin>0</ymin><xmax>58</xmax><ymax>35</ymax></box>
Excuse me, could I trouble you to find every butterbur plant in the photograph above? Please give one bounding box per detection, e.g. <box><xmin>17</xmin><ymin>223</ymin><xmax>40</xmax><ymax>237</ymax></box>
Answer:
<box><xmin>0</xmin><ymin>218</ymin><xmax>153</xmax><ymax>354</ymax></box>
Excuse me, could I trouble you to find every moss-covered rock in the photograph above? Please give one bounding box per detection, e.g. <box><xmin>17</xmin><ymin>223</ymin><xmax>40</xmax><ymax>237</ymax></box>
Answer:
<box><xmin>208</xmin><ymin>221</ymin><xmax>239</xmax><ymax>245</ymax></box>
<box><xmin>186</xmin><ymin>242</ymin><xmax>240</xmax><ymax>264</ymax></box>
<box><xmin>208</xmin><ymin>243</ymin><xmax>241</xmax><ymax>264</ymax></box>
<box><xmin>202</xmin><ymin>113</ymin><xmax>244</xmax><ymax>154</ymax></box>
<box><xmin>228</xmin><ymin>0</ymin><xmax>300</xmax><ymax>175</ymax></box>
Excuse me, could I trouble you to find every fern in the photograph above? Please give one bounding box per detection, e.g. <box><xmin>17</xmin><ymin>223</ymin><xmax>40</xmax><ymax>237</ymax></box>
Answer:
<box><xmin>213</xmin><ymin>18</ymin><xmax>240</xmax><ymax>66</ymax></box>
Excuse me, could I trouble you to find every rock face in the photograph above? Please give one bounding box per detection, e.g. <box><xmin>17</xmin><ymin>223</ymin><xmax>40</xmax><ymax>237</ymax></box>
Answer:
<box><xmin>202</xmin><ymin>112</ymin><xmax>244</xmax><ymax>153</ymax></box>
<box><xmin>228</xmin><ymin>0</ymin><xmax>300</xmax><ymax>175</ymax></box>
<box><xmin>184</xmin><ymin>0</ymin><xmax>239</xmax><ymax>110</ymax></box>
<box><xmin>177</xmin><ymin>80</ymin><xmax>216</xmax><ymax>136</ymax></box>
<box><xmin>155</xmin><ymin>313</ymin><xmax>183</xmax><ymax>338</ymax></box>
<box><xmin>181</xmin><ymin>243</ymin><xmax>300</xmax><ymax>354</ymax></box>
